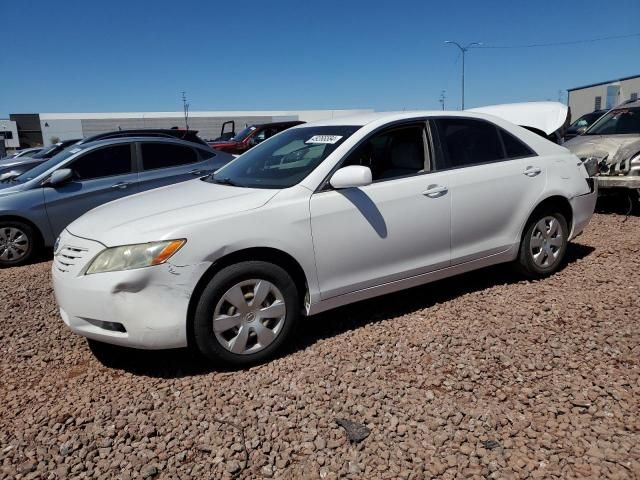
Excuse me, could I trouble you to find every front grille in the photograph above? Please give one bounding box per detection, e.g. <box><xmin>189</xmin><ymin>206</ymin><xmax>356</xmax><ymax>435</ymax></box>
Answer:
<box><xmin>54</xmin><ymin>246</ymin><xmax>88</xmax><ymax>273</ymax></box>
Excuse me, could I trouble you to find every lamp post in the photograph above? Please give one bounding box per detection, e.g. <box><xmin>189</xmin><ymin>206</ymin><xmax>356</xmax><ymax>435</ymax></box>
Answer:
<box><xmin>444</xmin><ymin>41</ymin><xmax>482</xmax><ymax>110</ymax></box>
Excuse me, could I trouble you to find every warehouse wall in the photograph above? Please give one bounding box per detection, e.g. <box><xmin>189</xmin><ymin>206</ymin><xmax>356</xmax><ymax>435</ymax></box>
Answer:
<box><xmin>569</xmin><ymin>77</ymin><xmax>640</xmax><ymax>120</ymax></box>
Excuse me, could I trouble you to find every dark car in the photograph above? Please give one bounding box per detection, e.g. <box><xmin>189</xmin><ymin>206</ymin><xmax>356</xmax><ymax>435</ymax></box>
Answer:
<box><xmin>79</xmin><ymin>129</ymin><xmax>210</xmax><ymax>147</ymax></box>
<box><xmin>563</xmin><ymin>110</ymin><xmax>607</xmax><ymax>141</ymax></box>
<box><xmin>0</xmin><ymin>136</ymin><xmax>235</xmax><ymax>266</ymax></box>
<box><xmin>208</xmin><ymin>121</ymin><xmax>305</xmax><ymax>155</ymax></box>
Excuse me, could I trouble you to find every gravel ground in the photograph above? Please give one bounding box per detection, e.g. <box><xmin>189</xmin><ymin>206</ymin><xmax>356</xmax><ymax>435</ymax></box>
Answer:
<box><xmin>1</xmin><ymin>212</ymin><xmax>639</xmax><ymax>479</ymax></box>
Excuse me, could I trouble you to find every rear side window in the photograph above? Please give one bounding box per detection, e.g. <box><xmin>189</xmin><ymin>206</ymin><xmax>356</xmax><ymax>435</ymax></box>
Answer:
<box><xmin>198</xmin><ymin>148</ymin><xmax>217</xmax><ymax>160</ymax></box>
<box><xmin>500</xmin><ymin>129</ymin><xmax>535</xmax><ymax>159</ymax></box>
<box><xmin>141</xmin><ymin>143</ymin><xmax>198</xmax><ymax>170</ymax></box>
<box><xmin>435</xmin><ymin>118</ymin><xmax>504</xmax><ymax>168</ymax></box>
<box><xmin>71</xmin><ymin>144</ymin><xmax>132</xmax><ymax>180</ymax></box>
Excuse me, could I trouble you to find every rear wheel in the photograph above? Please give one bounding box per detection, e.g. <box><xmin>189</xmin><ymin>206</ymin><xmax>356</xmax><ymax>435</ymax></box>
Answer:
<box><xmin>517</xmin><ymin>211</ymin><xmax>568</xmax><ymax>278</ymax></box>
<box><xmin>0</xmin><ymin>221</ymin><xmax>37</xmax><ymax>268</ymax></box>
<box><xmin>193</xmin><ymin>261</ymin><xmax>300</xmax><ymax>366</ymax></box>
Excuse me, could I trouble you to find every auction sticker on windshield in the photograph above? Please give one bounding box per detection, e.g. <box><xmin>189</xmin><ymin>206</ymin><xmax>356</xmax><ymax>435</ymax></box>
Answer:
<box><xmin>305</xmin><ymin>135</ymin><xmax>343</xmax><ymax>144</ymax></box>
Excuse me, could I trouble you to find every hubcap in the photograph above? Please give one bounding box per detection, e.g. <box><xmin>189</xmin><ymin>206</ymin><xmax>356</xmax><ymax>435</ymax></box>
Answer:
<box><xmin>530</xmin><ymin>216</ymin><xmax>563</xmax><ymax>268</ymax></box>
<box><xmin>213</xmin><ymin>279</ymin><xmax>286</xmax><ymax>355</ymax></box>
<box><xmin>0</xmin><ymin>227</ymin><xmax>29</xmax><ymax>262</ymax></box>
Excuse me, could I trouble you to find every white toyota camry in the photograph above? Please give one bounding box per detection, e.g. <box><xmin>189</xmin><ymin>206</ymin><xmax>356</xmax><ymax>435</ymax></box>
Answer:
<box><xmin>52</xmin><ymin>109</ymin><xmax>597</xmax><ymax>366</ymax></box>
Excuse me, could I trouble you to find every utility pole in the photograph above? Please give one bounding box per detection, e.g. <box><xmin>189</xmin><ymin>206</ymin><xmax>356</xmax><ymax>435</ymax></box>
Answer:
<box><xmin>439</xmin><ymin>90</ymin><xmax>446</xmax><ymax>110</ymax></box>
<box><xmin>181</xmin><ymin>91</ymin><xmax>190</xmax><ymax>130</ymax></box>
<box><xmin>444</xmin><ymin>41</ymin><xmax>482</xmax><ymax>110</ymax></box>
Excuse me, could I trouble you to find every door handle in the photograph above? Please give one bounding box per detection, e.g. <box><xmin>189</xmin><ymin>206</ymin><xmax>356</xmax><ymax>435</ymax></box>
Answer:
<box><xmin>524</xmin><ymin>166</ymin><xmax>542</xmax><ymax>177</ymax></box>
<box><xmin>422</xmin><ymin>185</ymin><xmax>448</xmax><ymax>198</ymax></box>
<box><xmin>189</xmin><ymin>169</ymin><xmax>206</xmax><ymax>176</ymax></box>
<box><xmin>111</xmin><ymin>182</ymin><xmax>131</xmax><ymax>190</ymax></box>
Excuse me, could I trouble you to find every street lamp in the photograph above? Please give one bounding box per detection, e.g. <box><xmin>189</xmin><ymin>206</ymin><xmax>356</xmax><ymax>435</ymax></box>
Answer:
<box><xmin>444</xmin><ymin>41</ymin><xmax>482</xmax><ymax>110</ymax></box>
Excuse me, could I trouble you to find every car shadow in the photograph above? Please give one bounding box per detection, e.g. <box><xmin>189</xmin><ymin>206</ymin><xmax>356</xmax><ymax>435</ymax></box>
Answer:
<box><xmin>90</xmin><ymin>242</ymin><xmax>595</xmax><ymax>378</ymax></box>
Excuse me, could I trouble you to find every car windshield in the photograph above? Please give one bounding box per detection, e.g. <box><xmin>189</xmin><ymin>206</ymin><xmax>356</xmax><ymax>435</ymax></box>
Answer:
<box><xmin>14</xmin><ymin>146</ymin><xmax>84</xmax><ymax>182</ymax></box>
<box><xmin>585</xmin><ymin>107</ymin><xmax>640</xmax><ymax>135</ymax></box>
<box><xmin>31</xmin><ymin>144</ymin><xmax>61</xmax><ymax>159</ymax></box>
<box><xmin>205</xmin><ymin>126</ymin><xmax>360</xmax><ymax>189</ymax></box>
<box><xmin>231</xmin><ymin>126</ymin><xmax>257</xmax><ymax>142</ymax></box>
<box><xmin>569</xmin><ymin>112</ymin><xmax>603</xmax><ymax>130</ymax></box>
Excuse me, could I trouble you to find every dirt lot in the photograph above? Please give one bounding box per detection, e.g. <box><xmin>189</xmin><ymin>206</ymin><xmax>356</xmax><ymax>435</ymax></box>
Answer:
<box><xmin>1</xmin><ymin>212</ymin><xmax>639</xmax><ymax>479</ymax></box>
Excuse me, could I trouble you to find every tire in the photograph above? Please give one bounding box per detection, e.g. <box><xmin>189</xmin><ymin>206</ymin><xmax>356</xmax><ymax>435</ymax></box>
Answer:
<box><xmin>517</xmin><ymin>210</ymin><xmax>568</xmax><ymax>278</ymax></box>
<box><xmin>193</xmin><ymin>261</ymin><xmax>300</xmax><ymax>366</ymax></box>
<box><xmin>0</xmin><ymin>220</ymin><xmax>38</xmax><ymax>268</ymax></box>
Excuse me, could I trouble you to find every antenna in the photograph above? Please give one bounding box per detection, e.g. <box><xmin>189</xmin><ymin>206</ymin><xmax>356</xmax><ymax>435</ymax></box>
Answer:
<box><xmin>439</xmin><ymin>90</ymin><xmax>446</xmax><ymax>110</ymax></box>
<box><xmin>181</xmin><ymin>91</ymin><xmax>190</xmax><ymax>130</ymax></box>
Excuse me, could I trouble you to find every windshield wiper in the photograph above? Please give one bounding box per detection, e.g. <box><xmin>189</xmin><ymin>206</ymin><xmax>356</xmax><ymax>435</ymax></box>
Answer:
<box><xmin>212</xmin><ymin>176</ymin><xmax>239</xmax><ymax>187</ymax></box>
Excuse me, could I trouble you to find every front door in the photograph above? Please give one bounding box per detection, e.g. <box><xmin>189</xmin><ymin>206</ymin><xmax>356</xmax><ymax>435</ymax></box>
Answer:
<box><xmin>43</xmin><ymin>143</ymin><xmax>138</xmax><ymax>237</ymax></box>
<box><xmin>310</xmin><ymin>123</ymin><xmax>451</xmax><ymax>299</ymax></box>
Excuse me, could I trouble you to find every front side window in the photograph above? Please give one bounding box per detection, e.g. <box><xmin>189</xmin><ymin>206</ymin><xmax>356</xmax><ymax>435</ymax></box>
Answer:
<box><xmin>70</xmin><ymin>144</ymin><xmax>132</xmax><ymax>180</ymax></box>
<box><xmin>342</xmin><ymin>124</ymin><xmax>428</xmax><ymax>181</ymax></box>
<box><xmin>585</xmin><ymin>107</ymin><xmax>640</xmax><ymax>135</ymax></box>
<box><xmin>141</xmin><ymin>143</ymin><xmax>198</xmax><ymax>170</ymax></box>
<box><xmin>435</xmin><ymin>118</ymin><xmax>504</xmax><ymax>168</ymax></box>
<box><xmin>207</xmin><ymin>126</ymin><xmax>359</xmax><ymax>189</ymax></box>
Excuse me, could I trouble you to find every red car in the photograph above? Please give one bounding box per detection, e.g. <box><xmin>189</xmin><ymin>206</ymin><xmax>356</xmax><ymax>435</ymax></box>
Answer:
<box><xmin>208</xmin><ymin>120</ymin><xmax>304</xmax><ymax>155</ymax></box>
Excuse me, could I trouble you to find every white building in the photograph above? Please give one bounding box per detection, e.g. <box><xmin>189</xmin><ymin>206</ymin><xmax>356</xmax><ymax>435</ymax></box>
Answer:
<box><xmin>10</xmin><ymin>109</ymin><xmax>372</xmax><ymax>147</ymax></box>
<box><xmin>0</xmin><ymin>120</ymin><xmax>20</xmax><ymax>154</ymax></box>
<box><xmin>568</xmin><ymin>74</ymin><xmax>640</xmax><ymax>120</ymax></box>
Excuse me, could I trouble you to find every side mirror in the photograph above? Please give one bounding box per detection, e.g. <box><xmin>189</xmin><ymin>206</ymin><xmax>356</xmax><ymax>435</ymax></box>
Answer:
<box><xmin>576</xmin><ymin>126</ymin><xmax>587</xmax><ymax>135</ymax></box>
<box><xmin>43</xmin><ymin>168</ymin><xmax>73</xmax><ymax>187</ymax></box>
<box><xmin>329</xmin><ymin>166</ymin><xmax>372</xmax><ymax>189</ymax></box>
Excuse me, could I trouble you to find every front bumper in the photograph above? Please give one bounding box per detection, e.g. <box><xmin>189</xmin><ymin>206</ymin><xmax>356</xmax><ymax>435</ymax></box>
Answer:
<box><xmin>569</xmin><ymin>187</ymin><xmax>598</xmax><ymax>240</ymax></box>
<box><xmin>52</xmin><ymin>230</ymin><xmax>210</xmax><ymax>350</ymax></box>
<box><xmin>596</xmin><ymin>176</ymin><xmax>640</xmax><ymax>189</ymax></box>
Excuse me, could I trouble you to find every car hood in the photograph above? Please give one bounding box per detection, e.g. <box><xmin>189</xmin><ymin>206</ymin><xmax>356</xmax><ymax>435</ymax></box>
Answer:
<box><xmin>66</xmin><ymin>178</ymin><xmax>280</xmax><ymax>246</ymax></box>
<box><xmin>0</xmin><ymin>182</ymin><xmax>26</xmax><ymax>196</ymax></box>
<box><xmin>468</xmin><ymin>101</ymin><xmax>569</xmax><ymax>136</ymax></box>
<box><xmin>563</xmin><ymin>134</ymin><xmax>640</xmax><ymax>174</ymax></box>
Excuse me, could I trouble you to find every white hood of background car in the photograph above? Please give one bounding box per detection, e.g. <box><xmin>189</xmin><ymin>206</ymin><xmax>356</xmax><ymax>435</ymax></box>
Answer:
<box><xmin>67</xmin><ymin>179</ymin><xmax>279</xmax><ymax>246</ymax></box>
<box><xmin>468</xmin><ymin>101</ymin><xmax>569</xmax><ymax>135</ymax></box>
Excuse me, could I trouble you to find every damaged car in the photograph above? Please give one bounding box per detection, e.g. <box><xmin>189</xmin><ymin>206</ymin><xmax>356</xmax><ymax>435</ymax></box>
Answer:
<box><xmin>52</xmin><ymin>110</ymin><xmax>596</xmax><ymax>366</ymax></box>
<box><xmin>564</xmin><ymin>100</ymin><xmax>640</xmax><ymax>201</ymax></box>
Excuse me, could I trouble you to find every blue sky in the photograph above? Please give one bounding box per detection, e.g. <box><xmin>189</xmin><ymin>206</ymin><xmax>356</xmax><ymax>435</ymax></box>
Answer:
<box><xmin>1</xmin><ymin>0</ymin><xmax>639</xmax><ymax>117</ymax></box>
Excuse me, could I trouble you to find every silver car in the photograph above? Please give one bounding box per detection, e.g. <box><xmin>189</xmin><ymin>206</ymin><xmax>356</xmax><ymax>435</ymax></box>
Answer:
<box><xmin>0</xmin><ymin>137</ymin><xmax>233</xmax><ymax>267</ymax></box>
<box><xmin>564</xmin><ymin>100</ymin><xmax>640</xmax><ymax>194</ymax></box>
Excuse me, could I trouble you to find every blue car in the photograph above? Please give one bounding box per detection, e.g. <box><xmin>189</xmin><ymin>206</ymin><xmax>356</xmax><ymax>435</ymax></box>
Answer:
<box><xmin>0</xmin><ymin>136</ymin><xmax>234</xmax><ymax>266</ymax></box>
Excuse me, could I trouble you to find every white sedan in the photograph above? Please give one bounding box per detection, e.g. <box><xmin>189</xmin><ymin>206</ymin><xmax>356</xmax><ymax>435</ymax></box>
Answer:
<box><xmin>52</xmin><ymin>110</ymin><xmax>597</xmax><ymax>366</ymax></box>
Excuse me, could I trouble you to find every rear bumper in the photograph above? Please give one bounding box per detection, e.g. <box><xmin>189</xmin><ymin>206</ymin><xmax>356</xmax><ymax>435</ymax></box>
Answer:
<box><xmin>596</xmin><ymin>176</ymin><xmax>640</xmax><ymax>189</ymax></box>
<box><xmin>569</xmin><ymin>187</ymin><xmax>597</xmax><ymax>240</ymax></box>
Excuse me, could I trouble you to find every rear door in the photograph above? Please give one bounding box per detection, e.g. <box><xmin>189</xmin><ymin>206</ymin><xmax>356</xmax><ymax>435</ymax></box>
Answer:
<box><xmin>43</xmin><ymin>143</ymin><xmax>139</xmax><ymax>237</ymax></box>
<box><xmin>432</xmin><ymin>117</ymin><xmax>546</xmax><ymax>264</ymax></box>
<box><xmin>136</xmin><ymin>140</ymin><xmax>215</xmax><ymax>192</ymax></box>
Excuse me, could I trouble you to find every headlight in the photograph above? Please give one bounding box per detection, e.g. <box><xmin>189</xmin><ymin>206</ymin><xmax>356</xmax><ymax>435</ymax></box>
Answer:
<box><xmin>85</xmin><ymin>239</ymin><xmax>186</xmax><ymax>275</ymax></box>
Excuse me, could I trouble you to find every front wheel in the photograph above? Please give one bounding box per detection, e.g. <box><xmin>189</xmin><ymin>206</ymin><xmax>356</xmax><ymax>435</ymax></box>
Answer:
<box><xmin>0</xmin><ymin>221</ymin><xmax>38</xmax><ymax>268</ymax></box>
<box><xmin>517</xmin><ymin>212</ymin><xmax>568</xmax><ymax>278</ymax></box>
<box><xmin>193</xmin><ymin>261</ymin><xmax>300</xmax><ymax>366</ymax></box>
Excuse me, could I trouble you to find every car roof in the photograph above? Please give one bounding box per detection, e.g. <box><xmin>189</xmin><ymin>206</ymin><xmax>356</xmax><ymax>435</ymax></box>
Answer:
<box><xmin>613</xmin><ymin>99</ymin><xmax>640</xmax><ymax>109</ymax></box>
<box><xmin>73</xmin><ymin>136</ymin><xmax>212</xmax><ymax>151</ymax></box>
<box><xmin>250</xmin><ymin>120</ymin><xmax>305</xmax><ymax>128</ymax></box>
<box><xmin>297</xmin><ymin>110</ymin><xmax>525</xmax><ymax>127</ymax></box>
